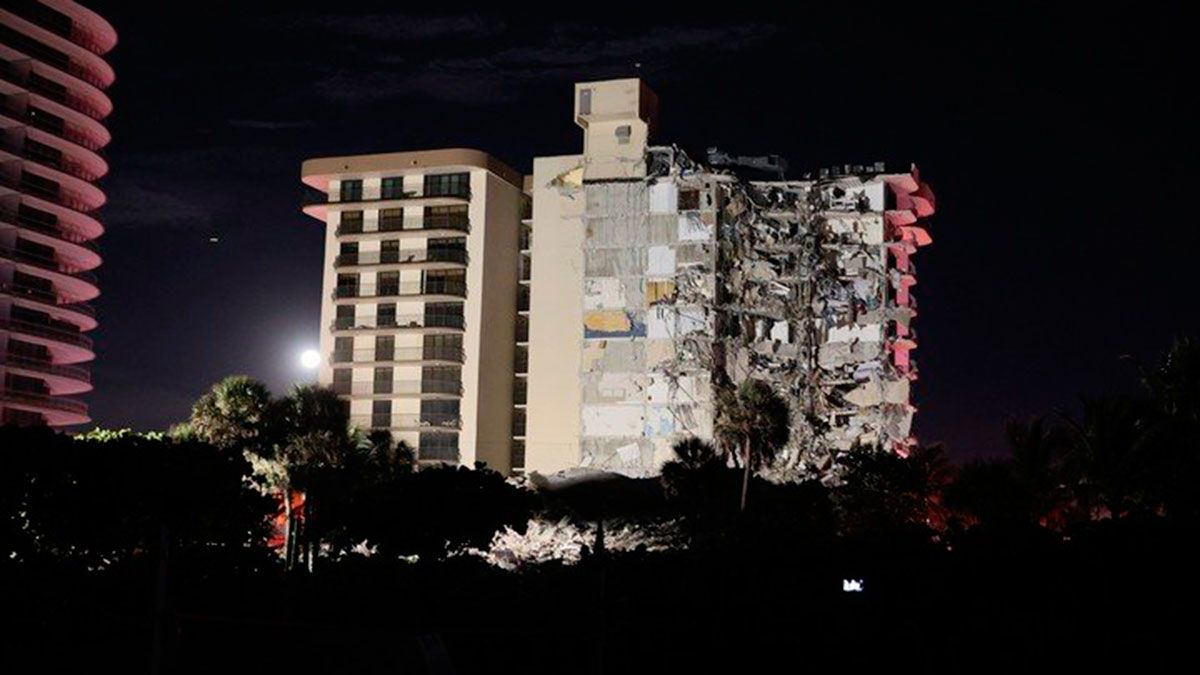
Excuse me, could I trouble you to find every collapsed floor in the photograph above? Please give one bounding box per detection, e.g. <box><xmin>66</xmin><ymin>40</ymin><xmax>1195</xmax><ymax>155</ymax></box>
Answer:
<box><xmin>567</xmin><ymin>147</ymin><xmax>935</xmax><ymax>478</ymax></box>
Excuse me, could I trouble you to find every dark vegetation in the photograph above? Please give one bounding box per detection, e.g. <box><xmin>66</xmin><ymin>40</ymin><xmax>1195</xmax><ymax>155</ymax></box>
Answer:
<box><xmin>2</xmin><ymin>337</ymin><xmax>1198</xmax><ymax>672</ymax></box>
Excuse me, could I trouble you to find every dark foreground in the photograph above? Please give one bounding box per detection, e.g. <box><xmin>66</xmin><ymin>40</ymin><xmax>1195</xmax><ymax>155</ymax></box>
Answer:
<box><xmin>5</xmin><ymin>519</ymin><xmax>1194</xmax><ymax>673</ymax></box>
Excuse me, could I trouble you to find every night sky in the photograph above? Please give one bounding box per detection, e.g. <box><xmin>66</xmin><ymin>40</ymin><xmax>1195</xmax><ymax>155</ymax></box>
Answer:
<box><xmin>82</xmin><ymin>2</ymin><xmax>1199</xmax><ymax>460</ymax></box>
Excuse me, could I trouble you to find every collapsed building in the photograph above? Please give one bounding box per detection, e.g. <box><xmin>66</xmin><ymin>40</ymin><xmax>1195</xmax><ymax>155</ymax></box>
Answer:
<box><xmin>522</xmin><ymin>79</ymin><xmax>934</xmax><ymax>477</ymax></box>
<box><xmin>301</xmin><ymin>77</ymin><xmax>934</xmax><ymax>477</ymax></box>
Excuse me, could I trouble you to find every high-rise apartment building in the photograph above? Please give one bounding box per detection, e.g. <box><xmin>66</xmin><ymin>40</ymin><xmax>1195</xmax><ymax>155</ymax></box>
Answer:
<box><xmin>0</xmin><ymin>1</ymin><xmax>115</xmax><ymax>427</ymax></box>
<box><xmin>304</xmin><ymin>78</ymin><xmax>933</xmax><ymax>477</ymax></box>
<box><xmin>301</xmin><ymin>150</ymin><xmax>524</xmax><ymax>470</ymax></box>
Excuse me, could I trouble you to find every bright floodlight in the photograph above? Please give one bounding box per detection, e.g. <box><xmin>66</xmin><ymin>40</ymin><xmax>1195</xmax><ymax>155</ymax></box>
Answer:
<box><xmin>300</xmin><ymin>349</ymin><xmax>320</xmax><ymax>369</ymax></box>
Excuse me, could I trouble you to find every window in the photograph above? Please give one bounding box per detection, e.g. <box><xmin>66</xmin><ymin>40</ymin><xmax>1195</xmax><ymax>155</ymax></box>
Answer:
<box><xmin>339</xmin><ymin>241</ymin><xmax>358</xmax><ymax>263</ymax></box>
<box><xmin>424</xmin><ymin>334</ymin><xmax>462</xmax><ymax>361</ymax></box>
<box><xmin>376</xmin><ymin>271</ymin><xmax>399</xmax><ymax>296</ymax></box>
<box><xmin>380</xmin><ymin>240</ymin><xmax>400</xmax><ymax>263</ymax></box>
<box><xmin>333</xmin><ymin>368</ymin><xmax>352</xmax><ymax>394</ymax></box>
<box><xmin>333</xmin><ymin>337</ymin><xmax>353</xmax><ymax>362</ymax></box>
<box><xmin>340</xmin><ymin>210</ymin><xmax>363</xmax><ymax>233</ymax></box>
<box><xmin>422</xmin><ymin>366</ymin><xmax>460</xmax><ymax>395</ymax></box>
<box><xmin>336</xmin><ymin>305</ymin><xmax>355</xmax><ymax>328</ymax></box>
<box><xmin>374</xmin><ymin>335</ymin><xmax>395</xmax><ymax>361</ymax></box>
<box><xmin>424</xmin><ymin>302</ymin><xmax>463</xmax><ymax>329</ymax></box>
<box><xmin>423</xmin><ymin>173</ymin><xmax>469</xmax><ymax>198</ymax></box>
<box><xmin>381</xmin><ymin>177</ymin><xmax>405</xmax><ymax>200</ymax></box>
<box><xmin>423</xmin><ymin>269</ymin><xmax>464</xmax><ymax>295</ymax></box>
<box><xmin>339</xmin><ymin>179</ymin><xmax>362</xmax><ymax>202</ymax></box>
<box><xmin>579</xmin><ymin>88</ymin><xmax>592</xmax><ymax>115</ymax></box>
<box><xmin>336</xmin><ymin>273</ymin><xmax>359</xmax><ymax>298</ymax></box>
<box><xmin>379</xmin><ymin>208</ymin><xmax>404</xmax><ymax>231</ymax></box>
<box><xmin>377</xmin><ymin>303</ymin><xmax>397</xmax><ymax>327</ymax></box>
<box><xmin>371</xmin><ymin>399</ymin><xmax>392</xmax><ymax>429</ymax></box>
<box><xmin>373</xmin><ymin>366</ymin><xmax>393</xmax><ymax>394</ymax></box>
<box><xmin>419</xmin><ymin>432</ymin><xmax>458</xmax><ymax>461</ymax></box>
<box><xmin>424</xmin><ymin>205</ymin><xmax>468</xmax><ymax>231</ymax></box>
<box><xmin>615</xmin><ymin>124</ymin><xmax>631</xmax><ymax>145</ymax></box>
<box><xmin>421</xmin><ymin>399</ymin><xmax>459</xmax><ymax>427</ymax></box>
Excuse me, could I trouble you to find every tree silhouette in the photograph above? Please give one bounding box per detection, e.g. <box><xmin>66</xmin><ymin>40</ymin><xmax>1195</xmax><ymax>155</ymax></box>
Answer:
<box><xmin>187</xmin><ymin>375</ymin><xmax>275</xmax><ymax>455</ymax></box>
<box><xmin>713</xmin><ymin>380</ymin><xmax>790</xmax><ymax>512</ymax></box>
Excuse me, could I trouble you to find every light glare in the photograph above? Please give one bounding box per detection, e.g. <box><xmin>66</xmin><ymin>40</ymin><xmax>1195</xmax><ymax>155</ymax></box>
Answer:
<box><xmin>300</xmin><ymin>349</ymin><xmax>320</xmax><ymax>369</ymax></box>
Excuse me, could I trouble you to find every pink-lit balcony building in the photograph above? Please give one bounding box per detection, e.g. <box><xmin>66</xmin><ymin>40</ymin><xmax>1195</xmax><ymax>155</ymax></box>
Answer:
<box><xmin>0</xmin><ymin>1</ymin><xmax>114</xmax><ymax>427</ymax></box>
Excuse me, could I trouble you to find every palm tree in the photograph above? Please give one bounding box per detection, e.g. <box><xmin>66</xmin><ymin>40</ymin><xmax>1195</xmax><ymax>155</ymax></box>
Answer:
<box><xmin>714</xmin><ymin>379</ymin><xmax>790</xmax><ymax>512</ymax></box>
<box><xmin>188</xmin><ymin>375</ymin><xmax>275</xmax><ymax>455</ymax></box>
<box><xmin>273</xmin><ymin>384</ymin><xmax>355</xmax><ymax>570</ymax></box>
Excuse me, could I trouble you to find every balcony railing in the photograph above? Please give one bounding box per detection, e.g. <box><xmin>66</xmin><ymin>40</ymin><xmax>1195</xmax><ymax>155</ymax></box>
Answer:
<box><xmin>0</xmin><ymin>95</ymin><xmax>104</xmax><ymax>152</ymax></box>
<box><xmin>0</xmin><ymin>134</ymin><xmax>100</xmax><ymax>182</ymax></box>
<box><xmin>334</xmin><ymin>248</ymin><xmax>468</xmax><ymax>267</ymax></box>
<box><xmin>0</xmin><ymin>244</ymin><xmax>98</xmax><ymax>283</ymax></box>
<box><xmin>0</xmin><ymin>59</ymin><xmax>107</xmax><ymax>120</ymax></box>
<box><xmin>349</xmin><ymin>413</ymin><xmax>462</xmax><ymax>431</ymax></box>
<box><xmin>333</xmin><ymin>281</ymin><xmax>466</xmax><ymax>300</ymax></box>
<box><xmin>304</xmin><ymin>187</ymin><xmax>470</xmax><ymax>208</ymax></box>
<box><xmin>335</xmin><ymin>215</ymin><xmax>470</xmax><ymax>237</ymax></box>
<box><xmin>0</xmin><ymin>318</ymin><xmax>92</xmax><ymax>348</ymax></box>
<box><xmin>331</xmin><ymin>347</ymin><xmax>465</xmax><ymax>364</ymax></box>
<box><xmin>0</xmin><ymin>170</ymin><xmax>98</xmax><ymax>213</ymax></box>
<box><xmin>1</xmin><ymin>281</ymin><xmax>95</xmax><ymax>316</ymax></box>
<box><xmin>331</xmin><ymin>314</ymin><xmax>465</xmax><ymax>331</ymax></box>
<box><xmin>0</xmin><ymin>208</ymin><xmax>96</xmax><ymax>248</ymax></box>
<box><xmin>0</xmin><ymin>354</ymin><xmax>90</xmax><ymax>382</ymax></box>
<box><xmin>0</xmin><ymin>388</ymin><xmax>87</xmax><ymax>414</ymax></box>
<box><xmin>331</xmin><ymin>380</ymin><xmax>463</xmax><ymax>396</ymax></box>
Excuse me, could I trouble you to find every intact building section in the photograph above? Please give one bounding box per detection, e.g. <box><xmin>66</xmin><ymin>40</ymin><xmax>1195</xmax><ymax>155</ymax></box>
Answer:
<box><xmin>0</xmin><ymin>0</ymin><xmax>116</xmax><ymax>427</ymax></box>
<box><xmin>301</xmin><ymin>149</ymin><xmax>523</xmax><ymax>470</ymax></box>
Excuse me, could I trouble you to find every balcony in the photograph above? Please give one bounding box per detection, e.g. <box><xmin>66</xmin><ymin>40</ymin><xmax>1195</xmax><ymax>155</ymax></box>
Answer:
<box><xmin>332</xmin><ymin>280</ymin><xmax>466</xmax><ymax>301</ymax></box>
<box><xmin>0</xmin><ymin>354</ymin><xmax>90</xmax><ymax>383</ymax></box>
<box><xmin>1</xmin><ymin>277</ymin><xmax>96</xmax><ymax>312</ymax></box>
<box><xmin>517</xmin><ymin>286</ymin><xmax>530</xmax><ymax>312</ymax></box>
<box><xmin>0</xmin><ymin>133</ymin><xmax>102</xmax><ymax>183</ymax></box>
<box><xmin>0</xmin><ymin>94</ymin><xmax>106</xmax><ymax>152</ymax></box>
<box><xmin>334</xmin><ymin>215</ymin><xmax>470</xmax><ymax>238</ymax></box>
<box><xmin>0</xmin><ymin>388</ymin><xmax>87</xmax><ymax>414</ymax></box>
<box><xmin>331</xmin><ymin>314</ymin><xmax>464</xmax><ymax>333</ymax></box>
<box><xmin>331</xmin><ymin>347</ymin><xmax>464</xmax><ymax>365</ymax></box>
<box><xmin>331</xmin><ymin>379</ymin><xmax>462</xmax><ymax>397</ymax></box>
<box><xmin>334</xmin><ymin>248</ymin><xmax>468</xmax><ymax>268</ymax></box>
<box><xmin>0</xmin><ymin>2</ymin><xmax>117</xmax><ymax>56</ymax></box>
<box><xmin>349</xmin><ymin>413</ymin><xmax>462</xmax><ymax>431</ymax></box>
<box><xmin>0</xmin><ymin>317</ymin><xmax>93</xmax><ymax>349</ymax></box>
<box><xmin>513</xmin><ymin>378</ymin><xmax>527</xmax><ymax>405</ymax></box>
<box><xmin>0</xmin><ymin>58</ymin><xmax>110</xmax><ymax>120</ymax></box>
<box><xmin>0</xmin><ymin>243</ymin><xmax>98</xmax><ymax>283</ymax></box>
<box><xmin>0</xmin><ymin>8</ymin><xmax>114</xmax><ymax>89</ymax></box>
<box><xmin>0</xmin><ymin>169</ymin><xmax>102</xmax><ymax>214</ymax></box>
<box><xmin>1</xmin><ymin>208</ymin><xmax>100</xmax><ymax>251</ymax></box>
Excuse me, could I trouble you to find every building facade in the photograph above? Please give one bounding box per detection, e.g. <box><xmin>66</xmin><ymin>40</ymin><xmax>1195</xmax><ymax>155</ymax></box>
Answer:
<box><xmin>301</xmin><ymin>150</ymin><xmax>524</xmax><ymax>471</ymax></box>
<box><xmin>303</xmin><ymin>78</ymin><xmax>933</xmax><ymax>478</ymax></box>
<box><xmin>0</xmin><ymin>1</ymin><xmax>115</xmax><ymax>427</ymax></box>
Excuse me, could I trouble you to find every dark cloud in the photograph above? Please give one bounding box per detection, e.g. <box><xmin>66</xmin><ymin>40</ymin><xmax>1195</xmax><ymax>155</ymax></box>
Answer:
<box><xmin>102</xmin><ymin>178</ymin><xmax>213</xmax><ymax>230</ymax></box>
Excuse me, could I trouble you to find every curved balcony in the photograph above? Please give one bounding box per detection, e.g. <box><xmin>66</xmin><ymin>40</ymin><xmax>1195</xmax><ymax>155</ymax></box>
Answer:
<box><xmin>0</xmin><ymin>202</ymin><xmax>102</xmax><ymax>246</ymax></box>
<box><xmin>0</xmin><ymin>242</ymin><xmax>99</xmax><ymax>285</ymax></box>
<box><xmin>348</xmin><ymin>413</ymin><xmax>461</xmax><ymax>432</ymax></box>
<box><xmin>331</xmin><ymin>314</ymin><xmax>464</xmax><ymax>335</ymax></box>
<box><xmin>332</xmin><ymin>281</ymin><xmax>466</xmax><ymax>303</ymax></box>
<box><xmin>0</xmin><ymin>56</ymin><xmax>111</xmax><ymax>120</ymax></box>
<box><xmin>0</xmin><ymin>8</ymin><xmax>115</xmax><ymax>88</ymax></box>
<box><xmin>0</xmin><ymin>91</ymin><xmax>109</xmax><ymax>152</ymax></box>
<box><xmin>0</xmin><ymin>354</ymin><xmax>91</xmax><ymax>395</ymax></box>
<box><xmin>331</xmin><ymin>346</ymin><xmax>464</xmax><ymax>366</ymax></box>
<box><xmin>26</xmin><ymin>1</ymin><xmax>118</xmax><ymax>56</ymax></box>
<box><xmin>0</xmin><ymin>167</ymin><xmax>104</xmax><ymax>215</ymax></box>
<box><xmin>331</xmin><ymin>379</ymin><xmax>462</xmax><ymax>398</ymax></box>
<box><xmin>0</xmin><ymin>388</ymin><xmax>88</xmax><ymax>425</ymax></box>
<box><xmin>334</xmin><ymin>215</ymin><xmax>471</xmax><ymax>240</ymax></box>
<box><xmin>0</xmin><ymin>130</ymin><xmax>107</xmax><ymax>183</ymax></box>
<box><xmin>1</xmin><ymin>221</ymin><xmax>100</xmax><ymax>270</ymax></box>
<box><xmin>334</xmin><ymin>247</ymin><xmax>468</xmax><ymax>270</ymax></box>
<box><xmin>0</xmin><ymin>305</ymin><xmax>93</xmax><ymax>344</ymax></box>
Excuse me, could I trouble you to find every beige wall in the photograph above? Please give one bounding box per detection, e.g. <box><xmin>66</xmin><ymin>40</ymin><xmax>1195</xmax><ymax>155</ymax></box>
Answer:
<box><xmin>523</xmin><ymin>154</ymin><xmax>586</xmax><ymax>474</ymax></box>
<box><xmin>462</xmin><ymin>171</ymin><xmax>521</xmax><ymax>472</ymax></box>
